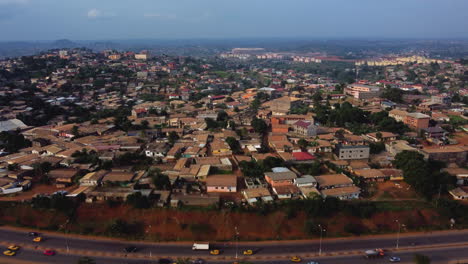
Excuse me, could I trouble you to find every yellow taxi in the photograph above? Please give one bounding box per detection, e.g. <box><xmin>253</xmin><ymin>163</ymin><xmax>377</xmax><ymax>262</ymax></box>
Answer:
<box><xmin>243</xmin><ymin>249</ymin><xmax>254</xmax><ymax>255</ymax></box>
<box><xmin>3</xmin><ymin>250</ymin><xmax>16</xmax><ymax>256</ymax></box>
<box><xmin>7</xmin><ymin>245</ymin><xmax>20</xmax><ymax>251</ymax></box>
<box><xmin>33</xmin><ymin>236</ymin><xmax>42</xmax><ymax>242</ymax></box>
<box><xmin>209</xmin><ymin>249</ymin><xmax>220</xmax><ymax>255</ymax></box>
<box><xmin>290</xmin><ymin>256</ymin><xmax>302</xmax><ymax>263</ymax></box>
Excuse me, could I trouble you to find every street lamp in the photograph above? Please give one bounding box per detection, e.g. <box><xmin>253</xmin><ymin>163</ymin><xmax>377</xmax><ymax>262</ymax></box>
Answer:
<box><xmin>395</xmin><ymin>220</ymin><xmax>404</xmax><ymax>249</ymax></box>
<box><xmin>318</xmin><ymin>224</ymin><xmax>326</xmax><ymax>256</ymax></box>
<box><xmin>235</xmin><ymin>226</ymin><xmax>239</xmax><ymax>260</ymax></box>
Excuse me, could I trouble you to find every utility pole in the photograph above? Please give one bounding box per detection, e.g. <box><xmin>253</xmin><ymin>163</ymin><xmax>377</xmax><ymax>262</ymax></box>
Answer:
<box><xmin>318</xmin><ymin>224</ymin><xmax>325</xmax><ymax>256</ymax></box>
<box><xmin>395</xmin><ymin>220</ymin><xmax>404</xmax><ymax>249</ymax></box>
<box><xmin>235</xmin><ymin>226</ymin><xmax>239</xmax><ymax>260</ymax></box>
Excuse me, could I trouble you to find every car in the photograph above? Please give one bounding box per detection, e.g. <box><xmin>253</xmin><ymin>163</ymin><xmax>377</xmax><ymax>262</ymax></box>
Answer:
<box><xmin>243</xmin><ymin>249</ymin><xmax>254</xmax><ymax>255</ymax></box>
<box><xmin>389</xmin><ymin>256</ymin><xmax>401</xmax><ymax>262</ymax></box>
<box><xmin>290</xmin><ymin>256</ymin><xmax>302</xmax><ymax>262</ymax></box>
<box><xmin>43</xmin><ymin>250</ymin><xmax>55</xmax><ymax>256</ymax></box>
<box><xmin>28</xmin><ymin>232</ymin><xmax>39</xmax><ymax>237</ymax></box>
<box><xmin>124</xmin><ymin>246</ymin><xmax>138</xmax><ymax>253</ymax></box>
<box><xmin>33</xmin><ymin>236</ymin><xmax>42</xmax><ymax>242</ymax></box>
<box><xmin>3</xmin><ymin>250</ymin><xmax>16</xmax><ymax>256</ymax></box>
<box><xmin>307</xmin><ymin>262</ymin><xmax>319</xmax><ymax>264</ymax></box>
<box><xmin>209</xmin><ymin>249</ymin><xmax>220</xmax><ymax>255</ymax></box>
<box><xmin>7</xmin><ymin>245</ymin><xmax>20</xmax><ymax>251</ymax></box>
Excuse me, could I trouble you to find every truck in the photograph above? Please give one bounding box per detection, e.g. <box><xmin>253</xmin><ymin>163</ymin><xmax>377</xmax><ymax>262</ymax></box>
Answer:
<box><xmin>192</xmin><ymin>243</ymin><xmax>210</xmax><ymax>251</ymax></box>
<box><xmin>364</xmin><ymin>249</ymin><xmax>384</xmax><ymax>259</ymax></box>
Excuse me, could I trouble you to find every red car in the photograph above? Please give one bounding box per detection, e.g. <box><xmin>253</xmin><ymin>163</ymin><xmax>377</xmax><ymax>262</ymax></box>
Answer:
<box><xmin>43</xmin><ymin>250</ymin><xmax>55</xmax><ymax>256</ymax></box>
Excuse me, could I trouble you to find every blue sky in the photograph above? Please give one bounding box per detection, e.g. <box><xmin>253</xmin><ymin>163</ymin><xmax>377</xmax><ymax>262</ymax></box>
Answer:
<box><xmin>0</xmin><ymin>0</ymin><xmax>467</xmax><ymax>41</ymax></box>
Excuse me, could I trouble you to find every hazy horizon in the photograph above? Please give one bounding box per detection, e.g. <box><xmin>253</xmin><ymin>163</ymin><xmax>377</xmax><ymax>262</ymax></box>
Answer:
<box><xmin>1</xmin><ymin>0</ymin><xmax>467</xmax><ymax>41</ymax></box>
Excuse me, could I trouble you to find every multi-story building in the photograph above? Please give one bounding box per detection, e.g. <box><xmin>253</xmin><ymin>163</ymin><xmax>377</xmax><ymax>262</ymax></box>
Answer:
<box><xmin>335</xmin><ymin>144</ymin><xmax>370</xmax><ymax>160</ymax></box>
<box><xmin>292</xmin><ymin>120</ymin><xmax>317</xmax><ymax>137</ymax></box>
<box><xmin>344</xmin><ymin>84</ymin><xmax>381</xmax><ymax>100</ymax></box>
<box><xmin>405</xmin><ymin>112</ymin><xmax>430</xmax><ymax>130</ymax></box>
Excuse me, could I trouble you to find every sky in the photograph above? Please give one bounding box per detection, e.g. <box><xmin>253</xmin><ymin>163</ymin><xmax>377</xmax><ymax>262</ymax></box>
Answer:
<box><xmin>0</xmin><ymin>0</ymin><xmax>467</xmax><ymax>41</ymax></box>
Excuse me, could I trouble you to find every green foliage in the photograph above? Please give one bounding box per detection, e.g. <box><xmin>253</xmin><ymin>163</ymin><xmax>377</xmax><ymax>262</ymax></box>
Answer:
<box><xmin>0</xmin><ymin>131</ymin><xmax>31</xmax><ymax>153</ymax></box>
<box><xmin>106</xmin><ymin>219</ymin><xmax>144</xmax><ymax>238</ymax></box>
<box><xmin>149</xmin><ymin>169</ymin><xmax>171</xmax><ymax>190</ymax></box>
<box><xmin>76</xmin><ymin>257</ymin><xmax>96</xmax><ymax>264</ymax></box>
<box><xmin>394</xmin><ymin>151</ymin><xmax>455</xmax><ymax>200</ymax></box>
<box><xmin>31</xmin><ymin>194</ymin><xmax>78</xmax><ymax>216</ymax></box>
<box><xmin>296</xmin><ymin>162</ymin><xmax>322</xmax><ymax>176</ymax></box>
<box><xmin>126</xmin><ymin>192</ymin><xmax>151</xmax><ymax>209</ymax></box>
<box><xmin>113</xmin><ymin>152</ymin><xmax>154</xmax><ymax>171</ymax></box>
<box><xmin>382</xmin><ymin>87</ymin><xmax>403</xmax><ymax>103</ymax></box>
<box><xmin>168</xmin><ymin>131</ymin><xmax>180</xmax><ymax>145</ymax></box>
<box><xmin>72</xmin><ymin>149</ymin><xmax>100</xmax><ymax>165</ymax></box>
<box><xmin>226</xmin><ymin>137</ymin><xmax>243</xmax><ymax>154</ymax></box>
<box><xmin>413</xmin><ymin>254</ymin><xmax>431</xmax><ymax>264</ymax></box>
<box><xmin>369</xmin><ymin>142</ymin><xmax>385</xmax><ymax>154</ymax></box>
<box><xmin>251</xmin><ymin>117</ymin><xmax>268</xmax><ymax>134</ymax></box>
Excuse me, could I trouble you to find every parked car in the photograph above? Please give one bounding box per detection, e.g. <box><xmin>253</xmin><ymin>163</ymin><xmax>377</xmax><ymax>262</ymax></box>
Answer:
<box><xmin>290</xmin><ymin>256</ymin><xmax>302</xmax><ymax>263</ymax></box>
<box><xmin>7</xmin><ymin>245</ymin><xmax>20</xmax><ymax>251</ymax></box>
<box><xmin>389</xmin><ymin>256</ymin><xmax>401</xmax><ymax>262</ymax></box>
<box><xmin>43</xmin><ymin>250</ymin><xmax>55</xmax><ymax>256</ymax></box>
<box><xmin>209</xmin><ymin>249</ymin><xmax>220</xmax><ymax>255</ymax></box>
<box><xmin>3</xmin><ymin>250</ymin><xmax>16</xmax><ymax>256</ymax></box>
<box><xmin>124</xmin><ymin>246</ymin><xmax>138</xmax><ymax>253</ymax></box>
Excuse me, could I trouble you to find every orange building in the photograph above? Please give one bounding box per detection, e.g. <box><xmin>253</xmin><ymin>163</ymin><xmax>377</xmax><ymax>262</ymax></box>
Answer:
<box><xmin>404</xmin><ymin>113</ymin><xmax>430</xmax><ymax>130</ymax></box>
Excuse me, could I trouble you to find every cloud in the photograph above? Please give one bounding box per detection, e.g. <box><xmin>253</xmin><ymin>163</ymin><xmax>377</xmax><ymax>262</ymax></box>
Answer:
<box><xmin>144</xmin><ymin>13</ymin><xmax>177</xmax><ymax>20</ymax></box>
<box><xmin>87</xmin><ymin>8</ymin><xmax>116</xmax><ymax>20</ymax></box>
<box><xmin>87</xmin><ymin>8</ymin><xmax>101</xmax><ymax>18</ymax></box>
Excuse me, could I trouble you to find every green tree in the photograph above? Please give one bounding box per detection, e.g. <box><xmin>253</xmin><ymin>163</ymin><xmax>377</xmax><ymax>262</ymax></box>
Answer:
<box><xmin>168</xmin><ymin>131</ymin><xmax>180</xmax><ymax>145</ymax></box>
<box><xmin>225</xmin><ymin>137</ymin><xmax>243</xmax><ymax>154</ymax></box>
<box><xmin>251</xmin><ymin>117</ymin><xmax>268</xmax><ymax>134</ymax></box>
<box><xmin>298</xmin><ymin>138</ymin><xmax>310</xmax><ymax>150</ymax></box>
<box><xmin>77</xmin><ymin>257</ymin><xmax>96</xmax><ymax>264</ymax></box>
<box><xmin>71</xmin><ymin>125</ymin><xmax>80</xmax><ymax>137</ymax></box>
<box><xmin>413</xmin><ymin>254</ymin><xmax>431</xmax><ymax>264</ymax></box>
<box><xmin>126</xmin><ymin>192</ymin><xmax>151</xmax><ymax>209</ymax></box>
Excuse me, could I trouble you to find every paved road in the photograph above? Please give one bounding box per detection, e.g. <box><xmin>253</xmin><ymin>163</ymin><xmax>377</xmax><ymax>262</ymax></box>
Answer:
<box><xmin>1</xmin><ymin>245</ymin><xmax>468</xmax><ymax>264</ymax></box>
<box><xmin>0</xmin><ymin>227</ymin><xmax>467</xmax><ymax>263</ymax></box>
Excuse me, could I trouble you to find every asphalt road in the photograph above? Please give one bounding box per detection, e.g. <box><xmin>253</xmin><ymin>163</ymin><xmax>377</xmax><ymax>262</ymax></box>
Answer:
<box><xmin>0</xmin><ymin>228</ymin><xmax>467</xmax><ymax>263</ymax></box>
<box><xmin>1</xmin><ymin>245</ymin><xmax>468</xmax><ymax>264</ymax></box>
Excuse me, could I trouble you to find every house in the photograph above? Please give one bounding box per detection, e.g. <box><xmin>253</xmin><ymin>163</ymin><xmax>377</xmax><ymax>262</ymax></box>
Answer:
<box><xmin>272</xmin><ymin>184</ymin><xmax>302</xmax><ymax>199</ymax></box>
<box><xmin>242</xmin><ymin>187</ymin><xmax>274</xmax><ymax>204</ymax></box>
<box><xmin>320</xmin><ymin>186</ymin><xmax>361</xmax><ymax>200</ymax></box>
<box><xmin>308</xmin><ymin>140</ymin><xmax>332</xmax><ymax>154</ymax></box>
<box><xmin>48</xmin><ymin>168</ymin><xmax>81</xmax><ymax>188</ymax></box>
<box><xmin>79</xmin><ymin>170</ymin><xmax>108</xmax><ymax>186</ymax></box>
<box><xmin>206</xmin><ymin>174</ymin><xmax>237</xmax><ymax>193</ymax></box>
<box><xmin>294</xmin><ymin>175</ymin><xmax>317</xmax><ymax>187</ymax></box>
<box><xmin>385</xmin><ymin>140</ymin><xmax>417</xmax><ymax>156</ymax></box>
<box><xmin>298</xmin><ymin>186</ymin><xmax>321</xmax><ymax>199</ymax></box>
<box><xmin>443</xmin><ymin>167</ymin><xmax>468</xmax><ymax>186</ymax></box>
<box><xmin>244</xmin><ymin>177</ymin><xmax>269</xmax><ymax>189</ymax></box>
<box><xmin>101</xmin><ymin>171</ymin><xmax>136</xmax><ymax>184</ymax></box>
<box><xmin>389</xmin><ymin>109</ymin><xmax>408</xmax><ymax>122</ymax></box>
<box><xmin>145</xmin><ymin>143</ymin><xmax>170</xmax><ymax>158</ymax></box>
<box><xmin>420</xmin><ymin>146</ymin><xmax>468</xmax><ymax>167</ymax></box>
<box><xmin>354</xmin><ymin>169</ymin><xmax>387</xmax><ymax>182</ymax></box>
<box><xmin>264</xmin><ymin>171</ymin><xmax>297</xmax><ymax>187</ymax></box>
<box><xmin>291</xmin><ymin>152</ymin><xmax>316</xmax><ymax>163</ymax></box>
<box><xmin>292</xmin><ymin>120</ymin><xmax>317</xmax><ymax>137</ymax></box>
<box><xmin>380</xmin><ymin>169</ymin><xmax>404</xmax><ymax>181</ymax></box>
<box><xmin>449</xmin><ymin>187</ymin><xmax>468</xmax><ymax>200</ymax></box>
<box><xmin>423</xmin><ymin>127</ymin><xmax>446</xmax><ymax>139</ymax></box>
<box><xmin>314</xmin><ymin>173</ymin><xmax>354</xmax><ymax>190</ymax></box>
<box><xmin>335</xmin><ymin>144</ymin><xmax>370</xmax><ymax>160</ymax></box>
<box><xmin>365</xmin><ymin>132</ymin><xmax>398</xmax><ymax>142</ymax></box>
